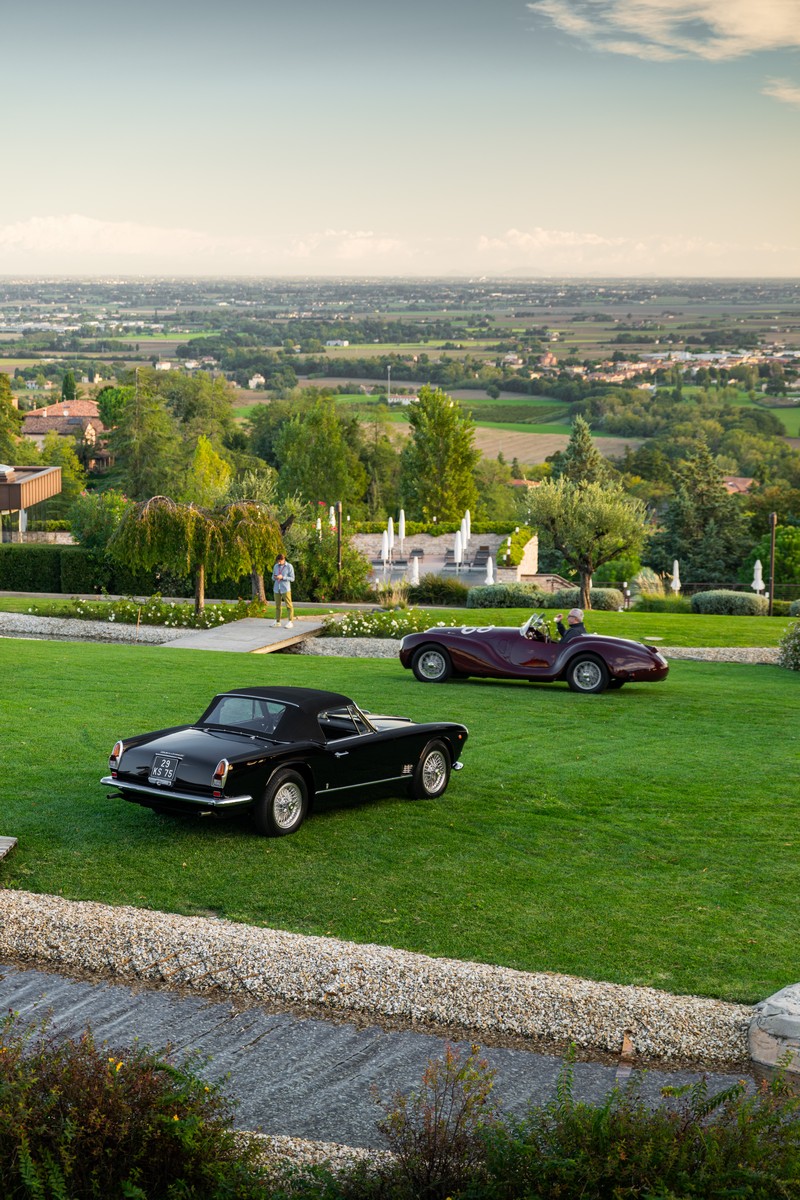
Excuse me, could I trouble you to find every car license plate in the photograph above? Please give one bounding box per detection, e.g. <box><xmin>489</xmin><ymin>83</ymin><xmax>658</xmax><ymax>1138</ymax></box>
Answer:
<box><xmin>149</xmin><ymin>753</ymin><xmax>181</xmax><ymax>786</ymax></box>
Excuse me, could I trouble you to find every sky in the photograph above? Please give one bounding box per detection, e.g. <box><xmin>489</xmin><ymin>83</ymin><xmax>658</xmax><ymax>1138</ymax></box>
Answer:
<box><xmin>2</xmin><ymin>0</ymin><xmax>799</xmax><ymax>277</ymax></box>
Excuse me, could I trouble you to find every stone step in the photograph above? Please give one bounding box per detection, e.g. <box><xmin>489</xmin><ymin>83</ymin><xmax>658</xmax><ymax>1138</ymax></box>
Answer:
<box><xmin>0</xmin><ymin>836</ymin><xmax>18</xmax><ymax>861</ymax></box>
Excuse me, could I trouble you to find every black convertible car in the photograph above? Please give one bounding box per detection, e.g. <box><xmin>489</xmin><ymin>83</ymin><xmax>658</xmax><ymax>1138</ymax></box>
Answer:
<box><xmin>101</xmin><ymin>686</ymin><xmax>468</xmax><ymax>837</ymax></box>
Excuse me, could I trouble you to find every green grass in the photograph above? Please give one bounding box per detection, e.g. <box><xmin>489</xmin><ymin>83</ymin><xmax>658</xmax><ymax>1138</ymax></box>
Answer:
<box><xmin>1</xmin><ymin>638</ymin><xmax>798</xmax><ymax>1003</ymax></box>
<box><xmin>474</xmin><ymin>420</ymin><xmax>572</xmax><ymax>434</ymax></box>
<box><xmin>768</xmin><ymin>405</ymin><xmax>800</xmax><ymax>436</ymax></box>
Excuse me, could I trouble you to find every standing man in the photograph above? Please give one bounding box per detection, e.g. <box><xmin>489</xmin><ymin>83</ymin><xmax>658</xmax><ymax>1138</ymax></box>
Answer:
<box><xmin>271</xmin><ymin>553</ymin><xmax>295</xmax><ymax>628</ymax></box>
<box><xmin>555</xmin><ymin>608</ymin><xmax>587</xmax><ymax>642</ymax></box>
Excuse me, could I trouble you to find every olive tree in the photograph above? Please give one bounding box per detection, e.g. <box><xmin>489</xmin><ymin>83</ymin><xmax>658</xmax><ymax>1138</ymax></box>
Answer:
<box><xmin>525</xmin><ymin>478</ymin><xmax>648</xmax><ymax>609</ymax></box>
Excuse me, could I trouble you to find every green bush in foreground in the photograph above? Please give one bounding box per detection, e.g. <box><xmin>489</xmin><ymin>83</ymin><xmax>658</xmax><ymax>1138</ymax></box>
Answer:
<box><xmin>0</xmin><ymin>1012</ymin><xmax>267</xmax><ymax>1200</ymax></box>
<box><xmin>407</xmin><ymin>573</ymin><xmax>469</xmax><ymax>606</ymax></box>
<box><xmin>286</xmin><ymin>1046</ymin><xmax>800</xmax><ymax>1200</ymax></box>
<box><xmin>778</xmin><ymin>620</ymin><xmax>800</xmax><ymax>670</ymax></box>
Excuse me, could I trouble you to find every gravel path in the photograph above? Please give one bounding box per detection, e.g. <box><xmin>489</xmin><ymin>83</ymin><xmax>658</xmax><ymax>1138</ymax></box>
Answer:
<box><xmin>0</xmin><ymin>890</ymin><xmax>751</xmax><ymax>1068</ymax></box>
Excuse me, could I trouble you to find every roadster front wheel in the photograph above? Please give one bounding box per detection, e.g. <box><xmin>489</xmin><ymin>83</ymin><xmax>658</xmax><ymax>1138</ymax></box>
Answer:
<box><xmin>410</xmin><ymin>740</ymin><xmax>451</xmax><ymax>799</ymax></box>
<box><xmin>411</xmin><ymin>645</ymin><xmax>452</xmax><ymax>683</ymax></box>
<box><xmin>566</xmin><ymin>655</ymin><xmax>609</xmax><ymax>694</ymax></box>
<box><xmin>254</xmin><ymin>769</ymin><xmax>308</xmax><ymax>837</ymax></box>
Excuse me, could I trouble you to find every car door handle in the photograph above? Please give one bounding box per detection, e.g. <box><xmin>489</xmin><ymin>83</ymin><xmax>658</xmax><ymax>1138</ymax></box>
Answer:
<box><xmin>334</xmin><ymin>751</ymin><xmax>349</xmax><ymax>758</ymax></box>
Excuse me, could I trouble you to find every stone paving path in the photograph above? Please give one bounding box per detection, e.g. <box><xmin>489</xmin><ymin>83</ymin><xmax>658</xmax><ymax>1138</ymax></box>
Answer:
<box><xmin>0</xmin><ymin>962</ymin><xmax>746</xmax><ymax>1149</ymax></box>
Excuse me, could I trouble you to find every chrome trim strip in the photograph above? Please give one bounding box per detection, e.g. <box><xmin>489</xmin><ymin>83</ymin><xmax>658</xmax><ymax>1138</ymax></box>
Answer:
<box><xmin>101</xmin><ymin>776</ymin><xmax>252</xmax><ymax>809</ymax></box>
<box><xmin>323</xmin><ymin>773</ymin><xmax>408</xmax><ymax>795</ymax></box>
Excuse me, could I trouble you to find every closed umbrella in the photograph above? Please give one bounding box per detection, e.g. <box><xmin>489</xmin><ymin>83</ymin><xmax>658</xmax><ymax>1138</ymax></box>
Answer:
<box><xmin>329</xmin><ymin>505</ymin><xmax>336</xmax><ymax>528</ymax></box>
<box><xmin>465</xmin><ymin>509</ymin><xmax>471</xmax><ymax>545</ymax></box>
<box><xmin>381</xmin><ymin>530</ymin><xmax>389</xmax><ymax>564</ymax></box>
<box><xmin>485</xmin><ymin>555</ymin><xmax>494</xmax><ymax>585</ymax></box>
<box><xmin>454</xmin><ymin>530</ymin><xmax>463</xmax><ymax>571</ymax></box>
<box><xmin>387</xmin><ymin>517</ymin><xmax>394</xmax><ymax>555</ymax></box>
<box><xmin>460</xmin><ymin>516</ymin><xmax>468</xmax><ymax>551</ymax></box>
<box><xmin>751</xmin><ymin>559</ymin><xmax>765</xmax><ymax>593</ymax></box>
<box><xmin>398</xmin><ymin>509</ymin><xmax>405</xmax><ymax>550</ymax></box>
<box><xmin>408</xmin><ymin>553</ymin><xmax>419</xmax><ymax>585</ymax></box>
<box><xmin>671</xmin><ymin>559</ymin><xmax>681</xmax><ymax>594</ymax></box>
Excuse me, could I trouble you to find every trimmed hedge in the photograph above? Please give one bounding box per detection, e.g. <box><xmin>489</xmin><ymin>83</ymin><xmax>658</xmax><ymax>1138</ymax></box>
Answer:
<box><xmin>634</xmin><ymin>594</ymin><xmax>693</xmax><ymax>613</ymax></box>
<box><xmin>791</xmin><ymin>599</ymin><xmax>800</xmax><ymax>617</ymax></box>
<box><xmin>0</xmin><ymin>544</ymin><xmax>62</xmax><ymax>592</ymax></box>
<box><xmin>552</xmin><ymin>586</ymin><xmax>625</xmax><ymax>612</ymax></box>
<box><xmin>467</xmin><ymin>584</ymin><xmax>549</xmax><ymax>609</ymax></box>
<box><xmin>0</xmin><ymin>545</ymin><xmax>252</xmax><ymax>599</ymax></box>
<box><xmin>691</xmin><ymin>590</ymin><xmax>769</xmax><ymax>615</ymax></box>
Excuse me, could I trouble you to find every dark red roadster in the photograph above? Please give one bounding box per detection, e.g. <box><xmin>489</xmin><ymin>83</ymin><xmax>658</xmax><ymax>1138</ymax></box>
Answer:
<box><xmin>399</xmin><ymin>613</ymin><xmax>669</xmax><ymax>693</ymax></box>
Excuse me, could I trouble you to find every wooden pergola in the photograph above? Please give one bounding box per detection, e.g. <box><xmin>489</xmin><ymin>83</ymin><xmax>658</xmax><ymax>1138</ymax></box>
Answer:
<box><xmin>0</xmin><ymin>465</ymin><xmax>63</xmax><ymax>532</ymax></box>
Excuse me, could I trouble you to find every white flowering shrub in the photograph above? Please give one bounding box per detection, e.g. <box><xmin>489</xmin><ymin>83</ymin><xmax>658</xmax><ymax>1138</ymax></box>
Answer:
<box><xmin>321</xmin><ymin>609</ymin><xmax>463</xmax><ymax>639</ymax></box>
<box><xmin>26</xmin><ymin>595</ymin><xmax>268</xmax><ymax>630</ymax></box>
<box><xmin>778</xmin><ymin>620</ymin><xmax>800</xmax><ymax>671</ymax></box>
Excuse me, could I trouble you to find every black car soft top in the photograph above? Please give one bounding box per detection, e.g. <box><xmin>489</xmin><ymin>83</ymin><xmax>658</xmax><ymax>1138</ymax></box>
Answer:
<box><xmin>198</xmin><ymin>686</ymin><xmax>359</xmax><ymax>744</ymax></box>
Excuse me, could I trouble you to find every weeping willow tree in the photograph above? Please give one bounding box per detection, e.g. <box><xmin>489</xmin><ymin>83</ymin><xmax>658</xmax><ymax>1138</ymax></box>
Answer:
<box><xmin>218</xmin><ymin>501</ymin><xmax>283</xmax><ymax>604</ymax></box>
<box><xmin>109</xmin><ymin>496</ymin><xmax>283</xmax><ymax>613</ymax></box>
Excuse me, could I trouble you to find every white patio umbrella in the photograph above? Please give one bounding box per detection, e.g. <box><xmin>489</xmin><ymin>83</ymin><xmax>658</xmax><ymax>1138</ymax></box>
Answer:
<box><xmin>465</xmin><ymin>508</ymin><xmax>471</xmax><ymax>544</ymax></box>
<box><xmin>751</xmin><ymin>559</ymin><xmax>765</xmax><ymax>593</ymax></box>
<box><xmin>398</xmin><ymin>509</ymin><xmax>406</xmax><ymax>550</ymax></box>
<box><xmin>329</xmin><ymin>505</ymin><xmax>336</xmax><ymax>528</ymax></box>
<box><xmin>380</xmin><ymin>529</ymin><xmax>389</xmax><ymax>565</ymax></box>
<box><xmin>408</xmin><ymin>553</ymin><xmax>419</xmax><ymax>585</ymax></box>
<box><xmin>671</xmin><ymin>559</ymin><xmax>681</xmax><ymax>593</ymax></box>
<box><xmin>454</xmin><ymin>530</ymin><xmax>463</xmax><ymax>571</ymax></box>
<box><xmin>387</xmin><ymin>516</ymin><xmax>395</xmax><ymax>555</ymax></box>
<box><xmin>460</xmin><ymin>517</ymin><xmax>468</xmax><ymax>551</ymax></box>
<box><xmin>485</xmin><ymin>555</ymin><xmax>494</xmax><ymax>585</ymax></box>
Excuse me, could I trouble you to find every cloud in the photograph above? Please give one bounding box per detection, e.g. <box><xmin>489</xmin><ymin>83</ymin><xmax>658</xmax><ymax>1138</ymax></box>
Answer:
<box><xmin>0</xmin><ymin>215</ymin><xmax>413</xmax><ymax>274</ymax></box>
<box><xmin>475</xmin><ymin>226</ymin><xmax>800</xmax><ymax>275</ymax></box>
<box><xmin>528</xmin><ymin>0</ymin><xmax>800</xmax><ymax>62</ymax></box>
<box><xmin>762</xmin><ymin>76</ymin><xmax>800</xmax><ymax>106</ymax></box>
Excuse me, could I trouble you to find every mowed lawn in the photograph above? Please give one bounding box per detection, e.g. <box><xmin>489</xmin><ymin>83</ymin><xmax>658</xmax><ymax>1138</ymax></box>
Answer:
<box><xmin>1</xmin><ymin>638</ymin><xmax>798</xmax><ymax>1004</ymax></box>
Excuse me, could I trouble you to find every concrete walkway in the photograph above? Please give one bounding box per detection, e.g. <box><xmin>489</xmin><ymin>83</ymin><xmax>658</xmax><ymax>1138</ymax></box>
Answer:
<box><xmin>159</xmin><ymin>617</ymin><xmax>326</xmax><ymax>653</ymax></box>
<box><xmin>0</xmin><ymin>962</ymin><xmax>746</xmax><ymax>1148</ymax></box>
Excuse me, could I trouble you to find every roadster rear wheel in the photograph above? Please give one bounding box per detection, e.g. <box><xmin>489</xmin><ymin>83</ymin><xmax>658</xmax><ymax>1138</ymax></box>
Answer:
<box><xmin>411</xmin><ymin>645</ymin><xmax>452</xmax><ymax>683</ymax></box>
<box><xmin>254</xmin><ymin>769</ymin><xmax>308</xmax><ymax>837</ymax></box>
<box><xmin>566</xmin><ymin>655</ymin><xmax>609</xmax><ymax>694</ymax></box>
<box><xmin>410</xmin><ymin>740</ymin><xmax>451</xmax><ymax>799</ymax></box>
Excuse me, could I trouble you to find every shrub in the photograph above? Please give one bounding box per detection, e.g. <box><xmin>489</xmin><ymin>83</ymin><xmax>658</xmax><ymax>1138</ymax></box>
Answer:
<box><xmin>0</xmin><ymin>544</ymin><xmax>62</xmax><ymax>591</ymax></box>
<box><xmin>791</xmin><ymin>599</ymin><xmax>800</xmax><ymax>617</ymax></box>
<box><xmin>60</xmin><ymin>546</ymin><xmax>112</xmax><ymax>593</ymax></box>
<box><xmin>373</xmin><ymin>1043</ymin><xmax>497</xmax><ymax>1200</ymax></box>
<box><xmin>772</xmin><ymin>599</ymin><xmax>792</xmax><ymax>616</ymax></box>
<box><xmin>778</xmin><ymin>621</ymin><xmax>800</xmax><ymax>670</ymax></box>
<box><xmin>376</xmin><ymin>580</ymin><xmax>410</xmax><ymax>609</ymax></box>
<box><xmin>691</xmin><ymin>589</ymin><xmax>769</xmax><ymax>615</ymax></box>
<box><xmin>408</xmin><ymin>573</ymin><xmax>469</xmax><ymax>606</ymax></box>
<box><xmin>0</xmin><ymin>1012</ymin><xmax>266</xmax><ymax>1200</ymax></box>
<box><xmin>68</xmin><ymin>488</ymin><xmax>130</xmax><ymax>551</ymax></box>
<box><xmin>632</xmin><ymin>566</ymin><xmax>665</xmax><ymax>596</ymax></box>
<box><xmin>26</xmin><ymin>520</ymin><xmax>70</xmax><ymax>532</ymax></box>
<box><xmin>552</xmin><ymin>586</ymin><xmax>624</xmax><ymax>611</ymax></box>
<box><xmin>467</xmin><ymin>584</ymin><xmax>549</xmax><ymax>609</ymax></box>
<box><xmin>321</xmin><ymin>609</ymin><xmax>463</xmax><ymax>639</ymax></box>
<box><xmin>634</xmin><ymin>593</ymin><xmax>693</xmax><ymax>613</ymax></box>
<box><xmin>479</xmin><ymin>1057</ymin><xmax>800</xmax><ymax>1200</ymax></box>
<box><xmin>25</xmin><ymin>594</ymin><xmax>271</xmax><ymax>630</ymax></box>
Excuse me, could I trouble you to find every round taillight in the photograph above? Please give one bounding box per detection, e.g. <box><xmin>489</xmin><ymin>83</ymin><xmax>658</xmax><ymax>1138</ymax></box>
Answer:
<box><xmin>212</xmin><ymin>758</ymin><xmax>230</xmax><ymax>788</ymax></box>
<box><xmin>109</xmin><ymin>740</ymin><xmax>124</xmax><ymax>769</ymax></box>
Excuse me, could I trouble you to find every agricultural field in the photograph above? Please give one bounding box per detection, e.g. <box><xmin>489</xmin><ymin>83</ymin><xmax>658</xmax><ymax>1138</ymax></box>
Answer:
<box><xmin>2</xmin><ymin>636</ymin><xmax>797</xmax><ymax>1004</ymax></box>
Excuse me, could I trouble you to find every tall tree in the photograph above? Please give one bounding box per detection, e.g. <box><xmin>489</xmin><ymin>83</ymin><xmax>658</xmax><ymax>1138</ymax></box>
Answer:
<box><xmin>110</xmin><ymin>377</ymin><xmax>180</xmax><ymax>500</ymax></box>
<box><xmin>551</xmin><ymin>415</ymin><xmax>610</xmax><ymax>484</ymax></box>
<box><xmin>182</xmin><ymin>435</ymin><xmax>232</xmax><ymax>507</ymax></box>
<box><xmin>275</xmin><ymin>396</ymin><xmax>367</xmax><ymax>510</ymax></box>
<box><xmin>0</xmin><ymin>375</ymin><xmax>22</xmax><ymax>461</ymax></box>
<box><xmin>649</xmin><ymin>440</ymin><xmax>752</xmax><ymax>586</ymax></box>
<box><xmin>400</xmin><ymin>385</ymin><xmax>480</xmax><ymax>521</ymax></box>
<box><xmin>61</xmin><ymin>371</ymin><xmax>77</xmax><ymax>402</ymax></box>
<box><xmin>526</xmin><ymin>477</ymin><xmax>648</xmax><ymax>609</ymax></box>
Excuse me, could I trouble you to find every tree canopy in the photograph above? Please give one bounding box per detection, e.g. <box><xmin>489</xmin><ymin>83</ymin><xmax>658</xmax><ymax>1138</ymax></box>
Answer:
<box><xmin>526</xmin><ymin>477</ymin><xmax>648</xmax><ymax>608</ymax></box>
<box><xmin>400</xmin><ymin>385</ymin><xmax>480</xmax><ymax>522</ymax></box>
